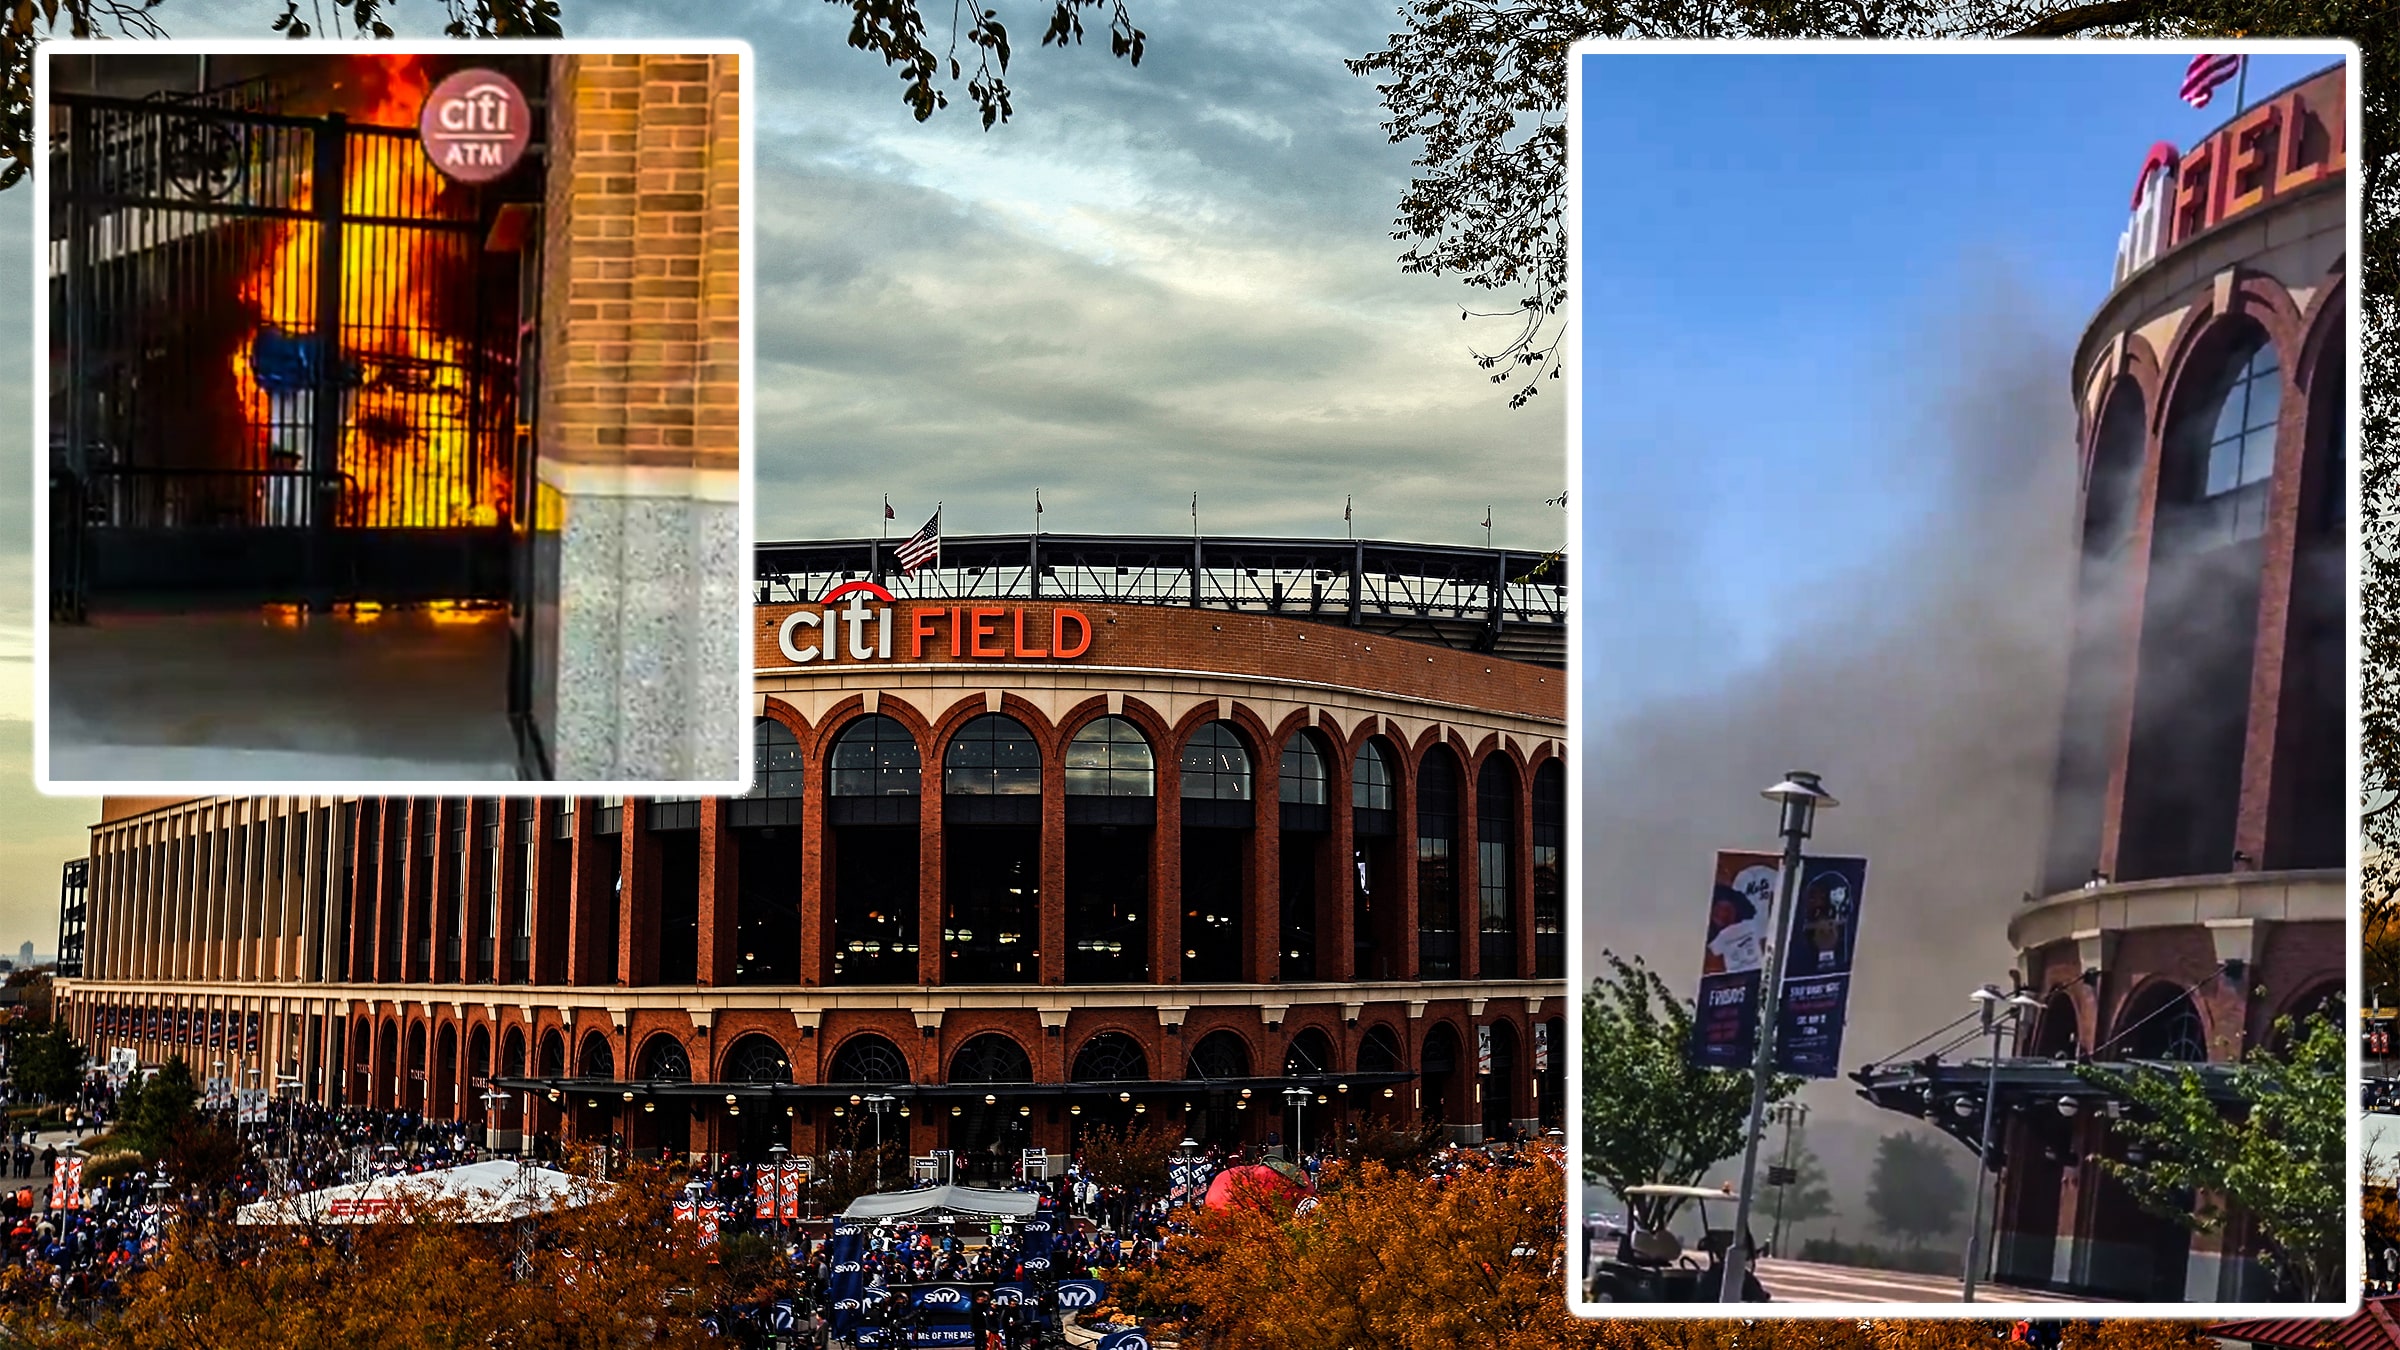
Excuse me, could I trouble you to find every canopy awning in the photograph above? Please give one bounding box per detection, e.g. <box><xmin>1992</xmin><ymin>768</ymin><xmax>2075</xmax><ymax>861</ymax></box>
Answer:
<box><xmin>841</xmin><ymin>1184</ymin><xmax>1042</xmax><ymax>1221</ymax></box>
<box><xmin>1852</xmin><ymin>1055</ymin><xmax>2241</xmax><ymax>1164</ymax></box>
<box><xmin>234</xmin><ymin>1159</ymin><xmax>606</xmax><ymax>1226</ymax></box>
<box><xmin>492</xmin><ymin>1070</ymin><xmax>1415</xmax><ymax>1103</ymax></box>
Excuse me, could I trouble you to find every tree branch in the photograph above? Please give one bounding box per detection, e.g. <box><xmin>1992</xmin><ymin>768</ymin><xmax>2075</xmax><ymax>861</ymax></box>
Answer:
<box><xmin>2010</xmin><ymin>0</ymin><xmax>2152</xmax><ymax>36</ymax></box>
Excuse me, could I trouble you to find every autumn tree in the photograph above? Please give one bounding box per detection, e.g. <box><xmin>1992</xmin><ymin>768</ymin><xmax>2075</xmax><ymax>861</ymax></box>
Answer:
<box><xmin>3</xmin><ymin>1154</ymin><xmax>718</xmax><ymax>1349</ymax></box>
<box><xmin>8</xmin><ymin>1021</ymin><xmax>82</xmax><ymax>1104</ymax></box>
<box><xmin>1</xmin><ymin>0</ymin><xmax>1147</xmax><ymax>187</ymax></box>
<box><xmin>1580</xmin><ymin>951</ymin><xmax>1798</xmax><ymax>1224</ymax></box>
<box><xmin>1865</xmin><ymin>1130</ymin><xmax>1968</xmax><ymax>1250</ymax></box>
<box><xmin>1349</xmin><ymin>0</ymin><xmax>2396</xmax><ymax>409</ymax></box>
<box><xmin>2077</xmin><ymin>1013</ymin><xmax>2347</xmax><ymax>1300</ymax></box>
<box><xmin>1078</xmin><ymin>1120</ymin><xmax>1178</xmax><ymax>1198</ymax></box>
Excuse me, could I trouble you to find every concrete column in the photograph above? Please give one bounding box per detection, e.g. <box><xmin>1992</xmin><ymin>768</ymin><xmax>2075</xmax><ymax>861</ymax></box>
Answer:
<box><xmin>696</xmin><ymin>798</ymin><xmax>738</xmax><ymax>986</ymax></box>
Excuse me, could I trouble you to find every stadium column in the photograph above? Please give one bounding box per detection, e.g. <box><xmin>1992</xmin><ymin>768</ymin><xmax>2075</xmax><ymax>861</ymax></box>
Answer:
<box><xmin>536</xmin><ymin>52</ymin><xmax>744</xmax><ymax>782</ymax></box>
<box><xmin>402</xmin><ymin>800</ymin><xmax>433</xmax><ymax>984</ymax></box>
<box><xmin>1458</xmin><ymin>752</ymin><xmax>1481</xmax><ymax>983</ymax></box>
<box><xmin>2090</xmin><ymin>403</ymin><xmax>2169</xmax><ymax>883</ymax></box>
<box><xmin>619</xmin><ymin>806</ymin><xmax>661</xmax><ymax>986</ymax></box>
<box><xmin>523</xmin><ymin>802</ymin><xmax>557</xmax><ymax>985</ymax></box>
<box><xmin>1394</xmin><ymin>749</ymin><xmax>1422</xmax><ymax>982</ymax></box>
<box><xmin>918</xmin><ymin>732</ymin><xmax>946</xmax><ymax>986</ymax></box>
<box><xmin>695</xmin><ymin>798</ymin><xmax>738</xmax><ymax>985</ymax></box>
<box><xmin>565</xmin><ymin>800</ymin><xmax>611</xmax><ymax>986</ymax></box>
<box><xmin>1152</xmin><ymin>734</ymin><xmax>1184</xmax><ymax>986</ymax></box>
<box><xmin>1039</xmin><ymin>726</ymin><xmax>1068</xmax><ymax>986</ymax></box>
<box><xmin>2236</xmin><ymin>345</ymin><xmax>2312</xmax><ymax>868</ymax></box>
<box><xmin>1325</xmin><ymin>730</ymin><xmax>1357</xmax><ymax>983</ymax></box>
<box><xmin>493</xmin><ymin>801</ymin><xmax>521</xmax><ymax>985</ymax></box>
<box><xmin>799</xmin><ymin>744</ymin><xmax>829</xmax><ymax>987</ymax></box>
<box><xmin>1516</xmin><ymin>754</ymin><xmax>1539</xmax><ymax>982</ymax></box>
<box><xmin>1250</xmin><ymin>731</ymin><xmax>1282</xmax><ymax>984</ymax></box>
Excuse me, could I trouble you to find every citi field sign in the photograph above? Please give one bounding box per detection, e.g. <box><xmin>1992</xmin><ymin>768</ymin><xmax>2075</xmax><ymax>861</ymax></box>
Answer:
<box><xmin>773</xmin><ymin>582</ymin><xmax>1094</xmax><ymax>665</ymax></box>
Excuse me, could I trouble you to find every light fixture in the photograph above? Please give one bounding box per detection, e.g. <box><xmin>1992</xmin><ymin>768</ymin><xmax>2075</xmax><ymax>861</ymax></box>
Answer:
<box><xmin>1240</xmin><ymin>1088</ymin><xmax>1252</xmax><ymax>1099</ymax></box>
<box><xmin>1018</xmin><ymin>1105</ymin><xmax>1031</xmax><ymax>1117</ymax></box>
<box><xmin>1236</xmin><ymin>1098</ymin><xmax>1248</xmax><ymax>1110</ymax></box>
<box><xmin>547</xmin><ymin>1089</ymin><xmax>561</xmax><ymax>1103</ymax></box>
<box><xmin>1133</xmin><ymin>1103</ymin><xmax>1146</xmax><ymax>1114</ymax></box>
<box><xmin>729</xmin><ymin>1102</ymin><xmax>740</xmax><ymax>1115</ymax></box>
<box><xmin>984</xmin><ymin>1094</ymin><xmax>997</xmax><ymax>1106</ymax></box>
<box><xmin>1337</xmin><ymin>1083</ymin><xmax>1348</xmax><ymax>1094</ymax></box>
<box><xmin>1118</xmin><ymin>1091</ymin><xmax>1131</xmax><ymax>1104</ymax></box>
<box><xmin>725</xmin><ymin>1094</ymin><xmax>738</xmax><ymax>1106</ymax></box>
<box><xmin>951</xmin><ymin>1105</ymin><xmax>962</xmax><ymax>1117</ymax></box>
<box><xmin>785</xmin><ymin>1106</ymin><xmax>795</xmax><ymax>1118</ymax></box>
<box><xmin>1760</xmin><ymin>770</ymin><xmax>1837</xmax><ymax>840</ymax></box>
<box><xmin>586</xmin><ymin>1099</ymin><xmax>598</xmax><ymax>1109</ymax></box>
<box><xmin>1070</xmin><ymin>1105</ymin><xmax>1082</xmax><ymax>1115</ymax></box>
<box><xmin>1382</xmin><ymin>1088</ymin><xmax>1394</xmax><ymax>1098</ymax></box>
<box><xmin>850</xmin><ymin>1095</ymin><xmax>862</xmax><ymax>1107</ymax></box>
<box><xmin>643</xmin><ymin>1101</ymin><xmax>655</xmax><ymax>1113</ymax></box>
<box><xmin>621</xmin><ymin>1091</ymin><xmax>634</xmax><ymax>1103</ymax></box>
<box><xmin>898</xmin><ymin>1105</ymin><xmax>910</xmax><ymax>1117</ymax></box>
<box><xmin>834</xmin><ymin>1107</ymin><xmax>845</xmax><ymax>1117</ymax></box>
<box><xmin>2056</xmin><ymin>1096</ymin><xmax>2079</xmax><ymax>1119</ymax></box>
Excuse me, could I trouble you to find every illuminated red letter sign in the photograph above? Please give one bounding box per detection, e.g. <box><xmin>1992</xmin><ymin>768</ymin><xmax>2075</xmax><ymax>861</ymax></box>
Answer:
<box><xmin>419</xmin><ymin>68</ymin><xmax>532</xmax><ymax>185</ymax></box>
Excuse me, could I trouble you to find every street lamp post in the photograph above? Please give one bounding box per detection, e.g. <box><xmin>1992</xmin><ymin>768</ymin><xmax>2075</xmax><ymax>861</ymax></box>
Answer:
<box><xmin>861</xmin><ymin>1093</ymin><xmax>895</xmax><ymax>1194</ymax></box>
<box><xmin>1282</xmin><ymin>1085</ymin><xmax>1310</xmax><ymax>1161</ymax></box>
<box><xmin>1719</xmin><ymin>771</ymin><xmax>1836</xmax><ymax>1305</ymax></box>
<box><xmin>1961</xmin><ymin>984</ymin><xmax>2043</xmax><ymax>1303</ymax></box>
<box><xmin>1766</xmin><ymin>1099</ymin><xmax>1809</xmax><ymax>1256</ymax></box>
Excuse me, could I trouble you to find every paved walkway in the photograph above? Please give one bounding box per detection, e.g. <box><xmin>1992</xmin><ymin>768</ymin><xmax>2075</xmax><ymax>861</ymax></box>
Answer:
<box><xmin>1753</xmin><ymin>1256</ymin><xmax>2103</xmax><ymax>1305</ymax></box>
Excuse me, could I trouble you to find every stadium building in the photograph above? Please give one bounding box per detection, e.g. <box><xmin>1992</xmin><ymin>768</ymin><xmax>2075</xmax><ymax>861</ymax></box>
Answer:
<box><xmin>53</xmin><ymin>534</ymin><xmax>1569</xmax><ymax>1179</ymax></box>
<box><xmin>1855</xmin><ymin>63</ymin><xmax>2349</xmax><ymax>1301</ymax></box>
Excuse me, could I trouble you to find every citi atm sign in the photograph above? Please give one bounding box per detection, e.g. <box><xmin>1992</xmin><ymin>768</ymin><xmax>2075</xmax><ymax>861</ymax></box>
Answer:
<box><xmin>774</xmin><ymin>582</ymin><xmax>1095</xmax><ymax>665</ymax></box>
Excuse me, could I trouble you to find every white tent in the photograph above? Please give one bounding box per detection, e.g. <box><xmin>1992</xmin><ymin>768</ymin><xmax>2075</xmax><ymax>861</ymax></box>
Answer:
<box><xmin>234</xmin><ymin>1160</ymin><xmax>606</xmax><ymax>1227</ymax></box>
<box><xmin>841</xmin><ymin>1184</ymin><xmax>1041</xmax><ymax>1221</ymax></box>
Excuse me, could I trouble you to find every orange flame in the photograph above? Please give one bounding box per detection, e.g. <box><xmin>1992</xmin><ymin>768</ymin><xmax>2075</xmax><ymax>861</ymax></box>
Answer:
<box><xmin>232</xmin><ymin>54</ymin><xmax>508</xmax><ymax>531</ymax></box>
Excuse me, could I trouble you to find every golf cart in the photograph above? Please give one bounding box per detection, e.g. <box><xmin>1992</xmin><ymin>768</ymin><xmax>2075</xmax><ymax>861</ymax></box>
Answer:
<box><xmin>1584</xmin><ymin>1184</ymin><xmax>1770</xmax><ymax>1304</ymax></box>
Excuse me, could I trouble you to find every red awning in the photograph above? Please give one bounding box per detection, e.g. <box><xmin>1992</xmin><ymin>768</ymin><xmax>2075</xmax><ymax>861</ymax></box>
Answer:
<box><xmin>2211</xmin><ymin>1298</ymin><xmax>2400</xmax><ymax>1350</ymax></box>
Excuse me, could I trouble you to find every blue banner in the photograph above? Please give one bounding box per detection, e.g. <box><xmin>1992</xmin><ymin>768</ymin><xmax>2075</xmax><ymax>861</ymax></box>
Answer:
<box><xmin>1053</xmin><ymin>1279</ymin><xmax>1108</xmax><ymax>1312</ymax></box>
<box><xmin>1096</xmin><ymin>1332</ymin><xmax>1154</xmax><ymax>1350</ymax></box>
<box><xmin>908</xmin><ymin>1285</ymin><xmax>976</xmax><ymax>1311</ymax></box>
<box><xmin>1772</xmin><ymin>855</ymin><xmax>1868</xmax><ymax>1078</ymax></box>
<box><xmin>908</xmin><ymin>1319</ymin><xmax>976</xmax><ymax>1348</ymax></box>
<box><xmin>1690</xmin><ymin>851</ymin><xmax>1779</xmax><ymax>1069</ymax></box>
<box><xmin>989</xmin><ymin>1282</ymin><xmax>1037</xmax><ymax>1305</ymax></box>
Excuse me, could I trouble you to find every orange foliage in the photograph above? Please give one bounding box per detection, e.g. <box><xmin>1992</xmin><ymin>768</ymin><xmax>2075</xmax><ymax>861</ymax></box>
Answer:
<box><xmin>1</xmin><ymin>1157</ymin><xmax>718</xmax><ymax>1350</ymax></box>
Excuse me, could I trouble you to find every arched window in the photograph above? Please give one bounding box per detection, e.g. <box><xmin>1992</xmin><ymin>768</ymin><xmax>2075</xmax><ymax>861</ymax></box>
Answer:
<box><xmin>576</xmin><ymin>1032</ymin><xmax>615</xmax><ymax>1081</ymax></box>
<box><xmin>1181</xmin><ymin>723</ymin><xmax>1253</xmax><ymax>801</ymax></box>
<box><xmin>537</xmin><ymin>1029</ymin><xmax>565</xmax><ymax>1078</ymax></box>
<box><xmin>733</xmin><ymin>718</ymin><xmax>806</xmax><ymax>828</ymax></box>
<box><xmin>825</xmin><ymin>1033</ymin><xmax>910</xmax><ymax>1085</ymax></box>
<box><xmin>1071</xmin><ymin>1031</ymin><xmax>1150</xmax><ymax>1083</ymax></box>
<box><xmin>1279</xmin><ymin>733</ymin><xmax>1330</xmax><ymax>806</ymax></box>
<box><xmin>751</xmin><ymin>718</ymin><xmax>803</xmax><ymax>797</ymax></box>
<box><xmin>944</xmin><ymin>714</ymin><xmax>1042</xmax><ymax>796</ymax></box>
<box><xmin>500</xmin><ymin>1027</ymin><xmax>526</xmax><ymax>1080</ymax></box>
<box><xmin>2117</xmin><ymin>984</ymin><xmax>2207</xmax><ymax>1062</ymax></box>
<box><xmin>828</xmin><ymin>715</ymin><xmax>922</xmax><ymax>797</ymax></box>
<box><xmin>2169</xmin><ymin>329</ymin><xmax>2281</xmax><ymax>547</ymax></box>
<box><xmin>1357</xmin><ymin>1025</ymin><xmax>1402</xmax><ymax>1074</ymax></box>
<box><xmin>1283</xmin><ymin>1028</ymin><xmax>1333</xmax><ymax>1077</ymax></box>
<box><xmin>635</xmin><ymin>1034</ymin><xmax>692</xmax><ymax>1083</ymax></box>
<box><xmin>1532</xmin><ymin>761</ymin><xmax>1564</xmax><ymax>979</ymax></box>
<box><xmin>2034</xmin><ymin>992</ymin><xmax>2080</xmax><ymax>1060</ymax></box>
<box><xmin>1353</xmin><ymin>739</ymin><xmax>1395</xmax><ymax>812</ymax></box>
<box><xmin>1065</xmin><ymin>717</ymin><xmax>1155</xmax><ymax>797</ymax></box>
<box><xmin>1417</xmin><ymin>747</ymin><xmax>1461</xmax><ymax>979</ymax></box>
<box><xmin>950</xmin><ymin>1033</ymin><xmax>1035</xmax><ymax>1084</ymax></box>
<box><xmin>1186</xmin><ymin>1030</ymin><xmax>1251</xmax><ymax>1081</ymax></box>
<box><xmin>722</xmin><ymin>1034</ymin><xmax>792</xmax><ymax>1085</ymax></box>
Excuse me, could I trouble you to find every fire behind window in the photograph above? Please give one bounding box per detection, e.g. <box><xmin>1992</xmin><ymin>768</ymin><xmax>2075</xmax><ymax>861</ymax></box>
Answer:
<box><xmin>48</xmin><ymin>51</ymin><xmax>548</xmax><ymax>613</ymax></box>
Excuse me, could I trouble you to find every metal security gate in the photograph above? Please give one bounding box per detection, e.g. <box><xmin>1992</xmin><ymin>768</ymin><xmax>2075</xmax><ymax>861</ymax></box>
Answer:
<box><xmin>49</xmin><ymin>89</ymin><xmax>518</xmax><ymax>617</ymax></box>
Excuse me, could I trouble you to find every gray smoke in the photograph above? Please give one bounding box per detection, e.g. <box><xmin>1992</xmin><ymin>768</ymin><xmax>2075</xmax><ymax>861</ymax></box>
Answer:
<box><xmin>1578</xmin><ymin>272</ymin><xmax>2083</xmax><ymax>1236</ymax></box>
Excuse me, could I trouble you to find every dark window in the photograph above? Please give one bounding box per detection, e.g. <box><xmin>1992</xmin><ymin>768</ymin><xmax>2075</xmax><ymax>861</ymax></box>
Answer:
<box><xmin>950</xmin><ymin>1034</ymin><xmax>1034</xmax><ymax>1084</ymax></box>
<box><xmin>1417</xmin><ymin>749</ymin><xmax>1460</xmax><ymax>979</ymax></box>
<box><xmin>1532</xmin><ymin>761</ymin><xmax>1564</xmax><ymax>980</ymax></box>
<box><xmin>944</xmin><ymin>714</ymin><xmax>1042</xmax><ymax>796</ymax></box>
<box><xmin>1181</xmin><ymin>723</ymin><xmax>1252</xmax><ymax>800</ymax></box>
<box><xmin>1186</xmin><ymin>1031</ymin><xmax>1250</xmax><ymax>1081</ymax></box>
<box><xmin>636</xmin><ymin>1035</ymin><xmax>691</xmax><ymax>1083</ymax></box>
<box><xmin>826</xmin><ymin>1034</ymin><xmax>909</xmax><ymax>1085</ymax></box>
<box><xmin>724</xmin><ymin>1035</ymin><xmax>792</xmax><ymax>1084</ymax></box>
<box><xmin>829</xmin><ymin>715</ymin><xmax>923</xmax><ymax>797</ymax></box>
<box><xmin>576</xmin><ymin>1034</ymin><xmax>615</xmax><ymax>1081</ymax></box>
<box><xmin>1071</xmin><ymin>1032</ymin><xmax>1149</xmax><ymax>1083</ymax></box>
<box><xmin>1065</xmin><ymin>717</ymin><xmax>1155</xmax><ymax>796</ymax></box>
<box><xmin>1477</xmin><ymin>759</ymin><xmax>1517</xmax><ymax>979</ymax></box>
<box><xmin>1352</xmin><ymin>740</ymin><xmax>1393</xmax><ymax>811</ymax></box>
<box><xmin>2166</xmin><ymin>331</ymin><xmax>2281</xmax><ymax>549</ymax></box>
<box><xmin>1280</xmin><ymin>734</ymin><xmax>1329</xmax><ymax>805</ymax></box>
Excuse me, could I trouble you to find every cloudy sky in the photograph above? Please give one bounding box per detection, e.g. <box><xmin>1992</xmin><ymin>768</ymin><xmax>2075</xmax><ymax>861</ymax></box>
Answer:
<box><xmin>0</xmin><ymin>0</ymin><xmax>1570</xmax><ymax>946</ymax></box>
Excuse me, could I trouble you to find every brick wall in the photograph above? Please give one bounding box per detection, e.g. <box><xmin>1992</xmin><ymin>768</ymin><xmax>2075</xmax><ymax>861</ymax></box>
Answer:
<box><xmin>540</xmin><ymin>52</ymin><xmax>740</xmax><ymax>479</ymax></box>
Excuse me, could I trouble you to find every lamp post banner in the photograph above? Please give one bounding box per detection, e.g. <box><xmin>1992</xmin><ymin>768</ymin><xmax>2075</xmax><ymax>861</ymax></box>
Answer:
<box><xmin>1772</xmin><ymin>855</ymin><xmax>1869</xmax><ymax>1078</ymax></box>
<box><xmin>1690</xmin><ymin>850</ymin><xmax>1781</xmax><ymax>1069</ymax></box>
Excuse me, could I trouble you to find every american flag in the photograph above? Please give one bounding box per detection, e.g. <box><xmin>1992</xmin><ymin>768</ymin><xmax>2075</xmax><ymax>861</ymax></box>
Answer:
<box><xmin>2181</xmin><ymin>53</ymin><xmax>2242</xmax><ymax>109</ymax></box>
<box><xmin>894</xmin><ymin>507</ymin><xmax>941</xmax><ymax>573</ymax></box>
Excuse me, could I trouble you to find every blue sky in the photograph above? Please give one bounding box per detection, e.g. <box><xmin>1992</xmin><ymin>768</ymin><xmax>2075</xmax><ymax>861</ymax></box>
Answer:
<box><xmin>1578</xmin><ymin>49</ymin><xmax>2341</xmax><ymax>722</ymax></box>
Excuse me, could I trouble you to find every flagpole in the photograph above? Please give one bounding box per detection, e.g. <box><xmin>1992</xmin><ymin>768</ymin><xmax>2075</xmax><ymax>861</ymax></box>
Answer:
<box><xmin>1345</xmin><ymin>494</ymin><xmax>1353</xmax><ymax>541</ymax></box>
<box><xmin>2233</xmin><ymin>55</ymin><xmax>2248</xmax><ymax>112</ymax></box>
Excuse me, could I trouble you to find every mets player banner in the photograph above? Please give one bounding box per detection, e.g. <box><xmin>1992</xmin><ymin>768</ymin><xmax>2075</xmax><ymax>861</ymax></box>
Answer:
<box><xmin>1689</xmin><ymin>851</ymin><xmax>1780</xmax><ymax>1069</ymax></box>
<box><xmin>1771</xmin><ymin>855</ymin><xmax>1868</xmax><ymax>1079</ymax></box>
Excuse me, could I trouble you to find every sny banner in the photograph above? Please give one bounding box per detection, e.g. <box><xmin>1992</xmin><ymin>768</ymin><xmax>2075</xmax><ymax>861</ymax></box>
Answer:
<box><xmin>1772</xmin><ymin>855</ymin><xmax>1867</xmax><ymax>1078</ymax></box>
<box><xmin>1689</xmin><ymin>851</ymin><xmax>1780</xmax><ymax>1069</ymax></box>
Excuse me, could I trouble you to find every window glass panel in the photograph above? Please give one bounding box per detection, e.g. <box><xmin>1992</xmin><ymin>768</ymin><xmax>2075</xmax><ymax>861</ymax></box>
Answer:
<box><xmin>1180</xmin><ymin>722</ymin><xmax>1252</xmax><ymax>801</ymax></box>
<box><xmin>1064</xmin><ymin>716</ymin><xmax>1155</xmax><ymax>796</ymax></box>
<box><xmin>829</xmin><ymin>715</ymin><xmax>922</xmax><ymax>797</ymax></box>
<box><xmin>1280</xmin><ymin>733</ymin><xmax>1329</xmax><ymax>806</ymax></box>
<box><xmin>1352</xmin><ymin>741</ymin><xmax>1393</xmax><ymax>811</ymax></box>
<box><xmin>943</xmin><ymin>714</ymin><xmax>1041</xmax><ymax>795</ymax></box>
